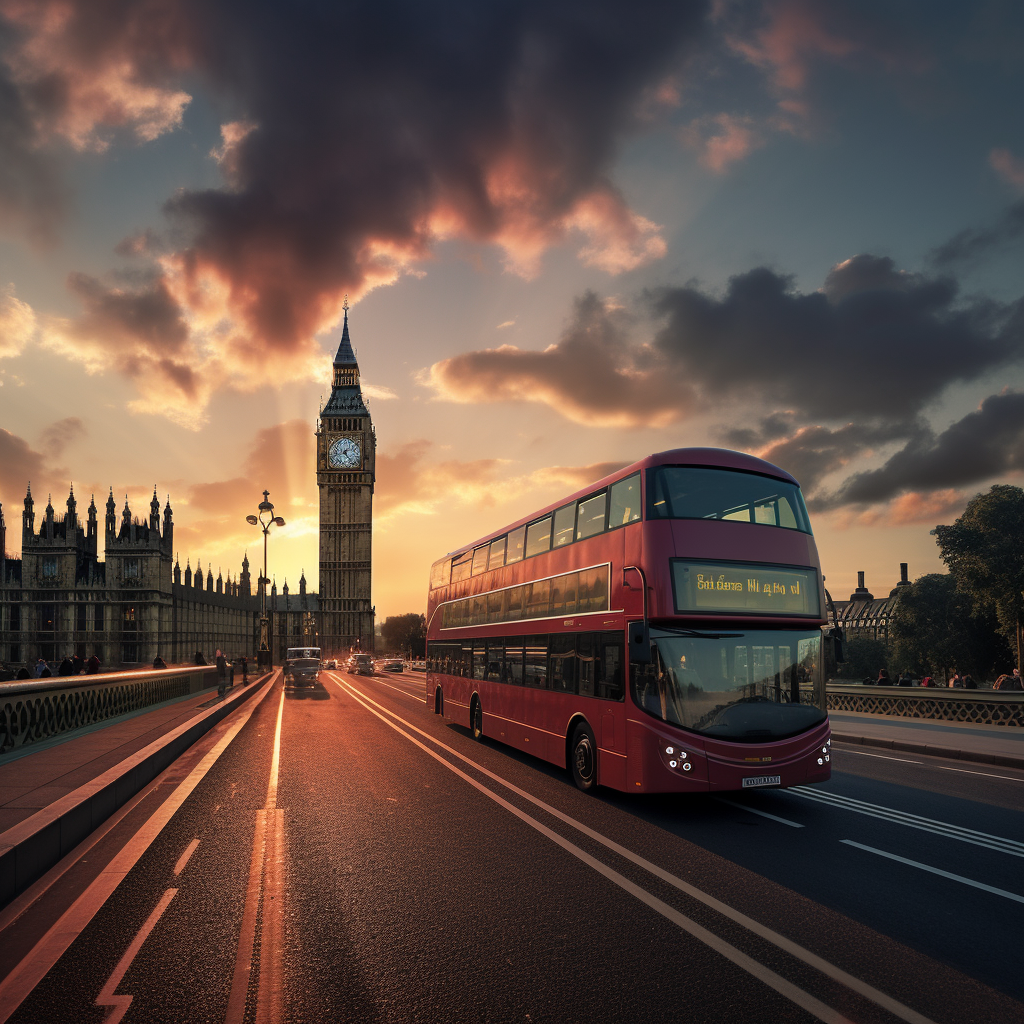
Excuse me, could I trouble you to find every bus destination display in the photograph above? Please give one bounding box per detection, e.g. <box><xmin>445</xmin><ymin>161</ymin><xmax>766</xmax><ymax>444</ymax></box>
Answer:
<box><xmin>671</xmin><ymin>560</ymin><xmax>820</xmax><ymax>617</ymax></box>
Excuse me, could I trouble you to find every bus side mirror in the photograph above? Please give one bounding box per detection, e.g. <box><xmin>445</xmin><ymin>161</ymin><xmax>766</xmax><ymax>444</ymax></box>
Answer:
<box><xmin>628</xmin><ymin>620</ymin><xmax>652</xmax><ymax>663</ymax></box>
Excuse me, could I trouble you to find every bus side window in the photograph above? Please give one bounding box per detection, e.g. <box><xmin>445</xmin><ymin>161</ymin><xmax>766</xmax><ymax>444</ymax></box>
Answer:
<box><xmin>576</xmin><ymin>492</ymin><xmax>607</xmax><ymax>540</ymax></box>
<box><xmin>473</xmin><ymin>644</ymin><xmax>487</xmax><ymax>680</ymax></box>
<box><xmin>598</xmin><ymin>632</ymin><xmax>625</xmax><ymax>700</ymax></box>
<box><xmin>486</xmin><ymin>643</ymin><xmax>503</xmax><ymax>681</ymax></box>
<box><xmin>608</xmin><ymin>473</ymin><xmax>641</xmax><ymax>527</ymax></box>
<box><xmin>506</xmin><ymin>526</ymin><xmax>526</xmax><ymax>564</ymax></box>
<box><xmin>552</xmin><ymin>503</ymin><xmax>576</xmax><ymax>547</ymax></box>
<box><xmin>524</xmin><ymin>636</ymin><xmax>548</xmax><ymax>688</ymax></box>
<box><xmin>504</xmin><ymin>639</ymin><xmax>524</xmax><ymax>685</ymax></box>
<box><xmin>577</xmin><ymin>633</ymin><xmax>596</xmax><ymax>697</ymax></box>
<box><xmin>461</xmin><ymin>644</ymin><xmax>473</xmax><ymax>677</ymax></box>
<box><xmin>549</xmin><ymin>634</ymin><xmax>576</xmax><ymax>693</ymax></box>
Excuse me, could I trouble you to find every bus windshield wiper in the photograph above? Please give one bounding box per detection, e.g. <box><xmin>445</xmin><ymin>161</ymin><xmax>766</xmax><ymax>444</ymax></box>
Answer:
<box><xmin>653</xmin><ymin>626</ymin><xmax>743</xmax><ymax>640</ymax></box>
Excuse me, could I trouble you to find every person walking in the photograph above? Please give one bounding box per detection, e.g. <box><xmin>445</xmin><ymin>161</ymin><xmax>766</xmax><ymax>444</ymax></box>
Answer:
<box><xmin>216</xmin><ymin>649</ymin><xmax>228</xmax><ymax>699</ymax></box>
<box><xmin>240</xmin><ymin>655</ymin><xmax>248</xmax><ymax>684</ymax></box>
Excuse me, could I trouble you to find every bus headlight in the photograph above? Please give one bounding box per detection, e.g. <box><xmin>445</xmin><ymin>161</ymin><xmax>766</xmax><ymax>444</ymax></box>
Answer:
<box><xmin>682</xmin><ymin>762</ymin><xmax>692</xmax><ymax>771</ymax></box>
<box><xmin>817</xmin><ymin>758</ymin><xmax>823</xmax><ymax>765</ymax></box>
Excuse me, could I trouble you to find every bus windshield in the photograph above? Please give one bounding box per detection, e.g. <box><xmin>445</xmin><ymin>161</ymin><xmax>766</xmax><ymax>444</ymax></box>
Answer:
<box><xmin>647</xmin><ymin>467</ymin><xmax>811</xmax><ymax>534</ymax></box>
<box><xmin>630</xmin><ymin>628</ymin><xmax>824</xmax><ymax>741</ymax></box>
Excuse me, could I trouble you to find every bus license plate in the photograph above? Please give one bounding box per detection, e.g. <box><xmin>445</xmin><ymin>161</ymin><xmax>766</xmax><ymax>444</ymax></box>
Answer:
<box><xmin>742</xmin><ymin>775</ymin><xmax>781</xmax><ymax>788</ymax></box>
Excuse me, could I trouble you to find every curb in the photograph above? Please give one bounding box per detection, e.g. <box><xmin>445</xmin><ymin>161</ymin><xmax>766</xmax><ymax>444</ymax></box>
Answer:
<box><xmin>831</xmin><ymin>730</ymin><xmax>1024</xmax><ymax>771</ymax></box>
<box><xmin>0</xmin><ymin>671</ymin><xmax>276</xmax><ymax>907</ymax></box>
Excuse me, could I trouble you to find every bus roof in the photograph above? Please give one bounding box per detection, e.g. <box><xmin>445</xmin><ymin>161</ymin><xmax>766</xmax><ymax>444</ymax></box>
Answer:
<box><xmin>434</xmin><ymin>447</ymin><xmax>799</xmax><ymax>564</ymax></box>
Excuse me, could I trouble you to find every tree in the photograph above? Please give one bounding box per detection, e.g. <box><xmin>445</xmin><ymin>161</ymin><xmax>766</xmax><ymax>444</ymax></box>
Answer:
<box><xmin>888</xmin><ymin>573</ymin><xmax>1012</xmax><ymax>682</ymax></box>
<box><xmin>934</xmin><ymin>485</ymin><xmax>1024</xmax><ymax>671</ymax></box>
<box><xmin>842</xmin><ymin>637</ymin><xmax>890</xmax><ymax>681</ymax></box>
<box><xmin>380</xmin><ymin>613</ymin><xmax>426</xmax><ymax>658</ymax></box>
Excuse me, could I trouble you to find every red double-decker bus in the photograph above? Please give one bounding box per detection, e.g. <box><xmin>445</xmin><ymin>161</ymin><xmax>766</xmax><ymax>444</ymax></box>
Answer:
<box><xmin>425</xmin><ymin>448</ymin><xmax>832</xmax><ymax>794</ymax></box>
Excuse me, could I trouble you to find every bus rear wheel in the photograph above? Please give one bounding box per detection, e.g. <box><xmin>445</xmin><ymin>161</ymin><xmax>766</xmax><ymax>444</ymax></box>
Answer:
<box><xmin>471</xmin><ymin>697</ymin><xmax>484</xmax><ymax>741</ymax></box>
<box><xmin>570</xmin><ymin>722</ymin><xmax>597</xmax><ymax>792</ymax></box>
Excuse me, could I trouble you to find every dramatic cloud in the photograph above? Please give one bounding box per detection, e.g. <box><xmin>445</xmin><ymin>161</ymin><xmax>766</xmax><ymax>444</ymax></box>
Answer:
<box><xmin>0</xmin><ymin>427</ymin><xmax>45</xmax><ymax>500</ymax></box>
<box><xmin>427</xmin><ymin>255</ymin><xmax>1024</xmax><ymax>431</ymax></box>
<box><xmin>681</xmin><ymin>113</ymin><xmax>763</xmax><ymax>172</ymax></box>
<box><xmin>651</xmin><ymin>256</ymin><xmax>1023</xmax><ymax>421</ymax></box>
<box><xmin>0</xmin><ymin>283</ymin><xmax>36</xmax><ymax>357</ymax></box>
<box><xmin>425</xmin><ymin>290</ymin><xmax>685</xmax><ymax>427</ymax></box>
<box><xmin>0</xmin><ymin>0</ymin><xmax>712</xmax><ymax>417</ymax></box>
<box><xmin>822</xmin><ymin>391</ymin><xmax>1024</xmax><ymax>507</ymax></box>
<box><xmin>929</xmin><ymin>201</ymin><xmax>1024</xmax><ymax>268</ymax></box>
<box><xmin>38</xmin><ymin>417</ymin><xmax>86</xmax><ymax>459</ymax></box>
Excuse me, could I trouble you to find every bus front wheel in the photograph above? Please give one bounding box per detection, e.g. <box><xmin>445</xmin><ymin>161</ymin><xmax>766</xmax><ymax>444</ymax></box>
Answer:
<box><xmin>471</xmin><ymin>697</ymin><xmax>484</xmax><ymax>741</ymax></box>
<box><xmin>570</xmin><ymin>722</ymin><xmax>597</xmax><ymax>792</ymax></box>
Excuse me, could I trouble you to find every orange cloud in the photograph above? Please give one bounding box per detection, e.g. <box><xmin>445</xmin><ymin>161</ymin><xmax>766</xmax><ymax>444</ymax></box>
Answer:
<box><xmin>0</xmin><ymin>284</ymin><xmax>36</xmax><ymax>358</ymax></box>
<box><xmin>990</xmin><ymin>148</ymin><xmax>1024</xmax><ymax>192</ymax></box>
<box><xmin>424</xmin><ymin>291</ymin><xmax>686</xmax><ymax>428</ymax></box>
<box><xmin>682</xmin><ymin>114</ymin><xmax>764</xmax><ymax>173</ymax></box>
<box><xmin>0</xmin><ymin>0</ymin><xmax>192</xmax><ymax>152</ymax></box>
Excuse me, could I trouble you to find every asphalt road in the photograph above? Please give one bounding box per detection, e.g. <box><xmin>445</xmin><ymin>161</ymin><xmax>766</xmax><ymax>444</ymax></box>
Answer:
<box><xmin>0</xmin><ymin>668</ymin><xmax>1021</xmax><ymax>1024</ymax></box>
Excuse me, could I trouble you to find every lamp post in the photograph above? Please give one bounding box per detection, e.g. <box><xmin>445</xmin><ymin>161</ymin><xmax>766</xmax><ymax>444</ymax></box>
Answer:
<box><xmin>246</xmin><ymin>490</ymin><xmax>285</xmax><ymax>669</ymax></box>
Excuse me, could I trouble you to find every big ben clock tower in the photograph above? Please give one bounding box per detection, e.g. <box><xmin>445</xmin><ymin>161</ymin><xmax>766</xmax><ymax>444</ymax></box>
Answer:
<box><xmin>317</xmin><ymin>301</ymin><xmax>376</xmax><ymax>656</ymax></box>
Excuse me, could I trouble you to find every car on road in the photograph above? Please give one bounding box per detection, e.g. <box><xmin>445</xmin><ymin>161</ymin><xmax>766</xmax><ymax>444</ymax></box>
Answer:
<box><xmin>325</xmin><ymin>659</ymin><xmax>337</xmax><ymax>669</ymax></box>
<box><xmin>285</xmin><ymin>646</ymin><xmax>321</xmax><ymax>688</ymax></box>
<box><xmin>351</xmin><ymin>653</ymin><xmax>374</xmax><ymax>675</ymax></box>
<box><xmin>380</xmin><ymin>659</ymin><xmax>404</xmax><ymax>672</ymax></box>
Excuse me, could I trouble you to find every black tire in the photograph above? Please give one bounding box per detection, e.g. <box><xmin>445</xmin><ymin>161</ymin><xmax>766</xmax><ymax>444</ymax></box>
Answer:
<box><xmin>570</xmin><ymin>722</ymin><xmax>597</xmax><ymax>792</ymax></box>
<box><xmin>434</xmin><ymin>688</ymin><xmax>443</xmax><ymax>715</ymax></box>
<box><xmin>471</xmin><ymin>697</ymin><xmax>484</xmax><ymax>741</ymax></box>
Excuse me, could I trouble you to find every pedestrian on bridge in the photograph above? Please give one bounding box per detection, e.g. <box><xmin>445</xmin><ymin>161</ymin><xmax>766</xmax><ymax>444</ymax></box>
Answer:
<box><xmin>216</xmin><ymin>649</ymin><xmax>227</xmax><ymax>698</ymax></box>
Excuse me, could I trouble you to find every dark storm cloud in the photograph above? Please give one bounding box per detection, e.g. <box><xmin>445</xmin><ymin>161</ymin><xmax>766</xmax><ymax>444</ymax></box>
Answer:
<box><xmin>818</xmin><ymin>392</ymin><xmax>1024</xmax><ymax>507</ymax></box>
<box><xmin>929</xmin><ymin>201</ymin><xmax>1024</xmax><ymax>268</ymax></box>
<box><xmin>650</xmin><ymin>256</ymin><xmax>1022</xmax><ymax>421</ymax></box>
<box><xmin>2</xmin><ymin>0</ymin><xmax>711</xmax><ymax>412</ymax></box>
<box><xmin>427</xmin><ymin>290</ymin><xmax>687</xmax><ymax>427</ymax></box>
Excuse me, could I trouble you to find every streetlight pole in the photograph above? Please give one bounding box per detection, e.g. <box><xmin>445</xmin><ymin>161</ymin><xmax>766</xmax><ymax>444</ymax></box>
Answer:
<box><xmin>246</xmin><ymin>489</ymin><xmax>285</xmax><ymax>670</ymax></box>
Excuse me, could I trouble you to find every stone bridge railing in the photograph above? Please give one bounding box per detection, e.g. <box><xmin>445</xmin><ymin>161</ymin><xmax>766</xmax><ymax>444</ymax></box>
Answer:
<box><xmin>827</xmin><ymin>683</ymin><xmax>1024</xmax><ymax>727</ymax></box>
<box><xmin>0</xmin><ymin>666</ymin><xmax>219</xmax><ymax>756</ymax></box>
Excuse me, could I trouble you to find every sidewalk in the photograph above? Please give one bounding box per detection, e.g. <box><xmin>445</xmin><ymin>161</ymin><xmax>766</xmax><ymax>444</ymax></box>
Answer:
<box><xmin>0</xmin><ymin>672</ymin><xmax>273</xmax><ymax>904</ymax></box>
<box><xmin>829</xmin><ymin>711</ymin><xmax>1024</xmax><ymax>770</ymax></box>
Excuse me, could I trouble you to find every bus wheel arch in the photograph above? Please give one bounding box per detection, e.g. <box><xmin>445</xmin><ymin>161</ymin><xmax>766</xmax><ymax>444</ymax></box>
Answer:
<box><xmin>568</xmin><ymin>718</ymin><xmax>598</xmax><ymax>792</ymax></box>
<box><xmin>470</xmin><ymin>693</ymin><xmax>484</xmax><ymax>740</ymax></box>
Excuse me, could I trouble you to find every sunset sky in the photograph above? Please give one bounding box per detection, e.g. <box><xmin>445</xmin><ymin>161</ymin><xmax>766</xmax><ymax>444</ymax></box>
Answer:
<box><xmin>1</xmin><ymin>0</ymin><xmax>1023</xmax><ymax>620</ymax></box>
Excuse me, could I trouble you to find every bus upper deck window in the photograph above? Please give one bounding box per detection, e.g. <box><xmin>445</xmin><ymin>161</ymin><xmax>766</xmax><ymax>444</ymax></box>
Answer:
<box><xmin>576</xmin><ymin>492</ymin><xmax>607</xmax><ymax>540</ymax></box>
<box><xmin>553</xmin><ymin>503</ymin><xmax>576</xmax><ymax>547</ymax></box>
<box><xmin>609</xmin><ymin>473</ymin><xmax>641</xmax><ymax>527</ymax></box>
<box><xmin>506</xmin><ymin>526</ymin><xmax>526</xmax><ymax>564</ymax></box>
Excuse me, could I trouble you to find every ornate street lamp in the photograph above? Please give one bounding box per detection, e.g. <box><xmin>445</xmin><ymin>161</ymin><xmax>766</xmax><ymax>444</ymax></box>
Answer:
<box><xmin>246</xmin><ymin>489</ymin><xmax>285</xmax><ymax>669</ymax></box>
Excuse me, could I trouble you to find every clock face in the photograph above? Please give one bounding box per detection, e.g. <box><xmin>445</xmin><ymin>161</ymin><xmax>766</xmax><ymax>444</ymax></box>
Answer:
<box><xmin>329</xmin><ymin>436</ymin><xmax>361</xmax><ymax>469</ymax></box>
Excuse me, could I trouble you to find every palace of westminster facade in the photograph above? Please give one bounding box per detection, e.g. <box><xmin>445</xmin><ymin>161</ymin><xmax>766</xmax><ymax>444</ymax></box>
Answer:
<box><xmin>0</xmin><ymin>311</ymin><xmax>376</xmax><ymax>670</ymax></box>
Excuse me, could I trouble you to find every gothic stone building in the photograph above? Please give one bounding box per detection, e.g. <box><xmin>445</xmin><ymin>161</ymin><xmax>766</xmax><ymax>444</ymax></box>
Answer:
<box><xmin>316</xmin><ymin>305</ymin><xmax>376</xmax><ymax>656</ymax></box>
<box><xmin>0</xmin><ymin>485</ymin><xmax>261</xmax><ymax>670</ymax></box>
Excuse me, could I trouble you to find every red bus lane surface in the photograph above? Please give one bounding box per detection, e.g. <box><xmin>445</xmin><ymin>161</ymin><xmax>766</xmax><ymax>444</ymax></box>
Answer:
<box><xmin>425</xmin><ymin>448</ymin><xmax>834</xmax><ymax>795</ymax></box>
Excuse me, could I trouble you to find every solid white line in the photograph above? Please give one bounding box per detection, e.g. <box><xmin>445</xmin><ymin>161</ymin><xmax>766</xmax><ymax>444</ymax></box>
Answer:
<box><xmin>337</xmin><ymin>678</ymin><xmax>938</xmax><ymax>1024</ymax></box>
<box><xmin>716</xmin><ymin>798</ymin><xmax>804</xmax><ymax>828</ymax></box>
<box><xmin>95</xmin><ymin>887</ymin><xmax>178</xmax><ymax>1024</ymax></box>
<box><xmin>835</xmin><ymin>750</ymin><xmax>923</xmax><ymax>764</ymax></box>
<box><xmin>933</xmin><ymin>765</ymin><xmax>1024</xmax><ymax>783</ymax></box>
<box><xmin>840</xmin><ymin>841</ymin><xmax>1024</xmax><ymax>904</ymax></box>
<box><xmin>337</xmin><ymin>681</ymin><xmax>853</xmax><ymax>1024</ymax></box>
<box><xmin>0</xmin><ymin>673</ymin><xmax>279</xmax><ymax>1024</ymax></box>
<box><xmin>787</xmin><ymin>788</ymin><xmax>1024</xmax><ymax>857</ymax></box>
<box><xmin>266</xmin><ymin>689</ymin><xmax>285</xmax><ymax>810</ymax></box>
<box><xmin>173</xmin><ymin>839</ymin><xmax>200</xmax><ymax>876</ymax></box>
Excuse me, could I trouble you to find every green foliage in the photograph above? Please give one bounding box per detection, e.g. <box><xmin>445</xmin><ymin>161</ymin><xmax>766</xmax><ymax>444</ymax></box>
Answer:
<box><xmin>888</xmin><ymin>573</ymin><xmax>1013</xmax><ymax>681</ymax></box>
<box><xmin>380</xmin><ymin>613</ymin><xmax>426</xmax><ymax>657</ymax></box>
<box><xmin>843</xmin><ymin>637</ymin><xmax>890</xmax><ymax>681</ymax></box>
<box><xmin>934</xmin><ymin>485</ymin><xmax>1024</xmax><ymax>667</ymax></box>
